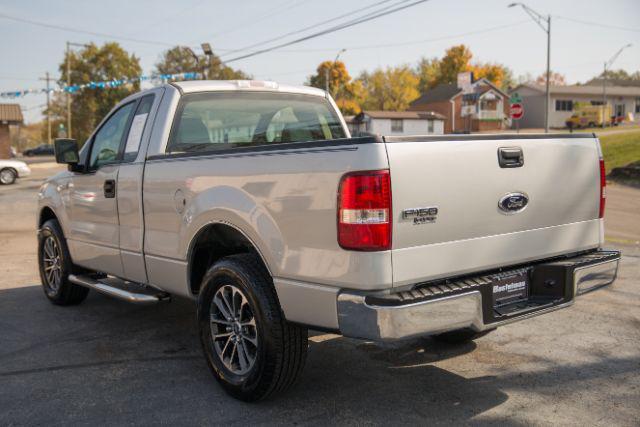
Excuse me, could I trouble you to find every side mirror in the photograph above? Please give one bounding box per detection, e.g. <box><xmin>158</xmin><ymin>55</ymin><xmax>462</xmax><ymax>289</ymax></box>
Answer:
<box><xmin>54</xmin><ymin>138</ymin><xmax>83</xmax><ymax>171</ymax></box>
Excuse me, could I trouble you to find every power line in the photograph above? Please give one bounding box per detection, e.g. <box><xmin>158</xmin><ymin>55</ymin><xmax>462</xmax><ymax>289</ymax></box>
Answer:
<box><xmin>556</xmin><ymin>16</ymin><xmax>640</xmax><ymax>33</ymax></box>
<box><xmin>196</xmin><ymin>0</ymin><xmax>312</xmax><ymax>42</ymax></box>
<box><xmin>221</xmin><ymin>0</ymin><xmax>401</xmax><ymax>56</ymax></box>
<box><xmin>0</xmin><ymin>12</ymin><xmax>175</xmax><ymax>46</ymax></box>
<box><xmin>223</xmin><ymin>0</ymin><xmax>430</xmax><ymax>63</ymax></box>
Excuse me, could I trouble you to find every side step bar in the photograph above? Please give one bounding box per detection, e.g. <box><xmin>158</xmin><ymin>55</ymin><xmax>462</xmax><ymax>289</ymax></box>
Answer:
<box><xmin>68</xmin><ymin>274</ymin><xmax>170</xmax><ymax>305</ymax></box>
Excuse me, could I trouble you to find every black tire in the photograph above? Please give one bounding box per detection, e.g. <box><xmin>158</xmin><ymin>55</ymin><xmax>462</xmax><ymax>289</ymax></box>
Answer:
<box><xmin>38</xmin><ymin>219</ymin><xmax>89</xmax><ymax>305</ymax></box>
<box><xmin>433</xmin><ymin>328</ymin><xmax>495</xmax><ymax>345</ymax></box>
<box><xmin>197</xmin><ymin>253</ymin><xmax>307</xmax><ymax>402</ymax></box>
<box><xmin>0</xmin><ymin>168</ymin><xmax>17</xmax><ymax>185</ymax></box>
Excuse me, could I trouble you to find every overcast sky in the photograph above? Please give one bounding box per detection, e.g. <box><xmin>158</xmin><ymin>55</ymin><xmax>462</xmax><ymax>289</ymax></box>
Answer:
<box><xmin>1</xmin><ymin>0</ymin><xmax>639</xmax><ymax>123</ymax></box>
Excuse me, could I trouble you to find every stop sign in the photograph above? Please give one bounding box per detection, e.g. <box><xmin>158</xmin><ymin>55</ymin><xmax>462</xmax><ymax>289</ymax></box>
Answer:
<box><xmin>510</xmin><ymin>103</ymin><xmax>524</xmax><ymax>120</ymax></box>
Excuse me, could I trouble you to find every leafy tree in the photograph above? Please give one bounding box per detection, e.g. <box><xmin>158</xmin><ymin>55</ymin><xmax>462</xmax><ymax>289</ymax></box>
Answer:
<box><xmin>416</xmin><ymin>57</ymin><xmax>440</xmax><ymax>93</ymax></box>
<box><xmin>472</xmin><ymin>63</ymin><xmax>515</xmax><ymax>90</ymax></box>
<box><xmin>438</xmin><ymin>45</ymin><xmax>473</xmax><ymax>85</ymax></box>
<box><xmin>308</xmin><ymin>60</ymin><xmax>363</xmax><ymax>115</ymax></box>
<box><xmin>535</xmin><ymin>71</ymin><xmax>567</xmax><ymax>86</ymax></box>
<box><xmin>155</xmin><ymin>46</ymin><xmax>250</xmax><ymax>80</ymax></box>
<box><xmin>358</xmin><ymin>65</ymin><xmax>420</xmax><ymax>111</ymax></box>
<box><xmin>45</xmin><ymin>42</ymin><xmax>142</xmax><ymax>145</ymax></box>
<box><xmin>416</xmin><ymin>45</ymin><xmax>513</xmax><ymax>90</ymax></box>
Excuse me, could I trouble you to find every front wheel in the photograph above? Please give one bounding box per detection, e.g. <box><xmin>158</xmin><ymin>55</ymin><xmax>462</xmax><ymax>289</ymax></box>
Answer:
<box><xmin>197</xmin><ymin>254</ymin><xmax>307</xmax><ymax>401</ymax></box>
<box><xmin>38</xmin><ymin>219</ymin><xmax>89</xmax><ymax>305</ymax></box>
<box><xmin>0</xmin><ymin>168</ymin><xmax>16</xmax><ymax>185</ymax></box>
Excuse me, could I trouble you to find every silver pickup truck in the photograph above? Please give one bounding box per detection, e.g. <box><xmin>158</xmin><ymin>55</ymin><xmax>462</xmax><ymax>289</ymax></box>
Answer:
<box><xmin>38</xmin><ymin>80</ymin><xmax>620</xmax><ymax>401</ymax></box>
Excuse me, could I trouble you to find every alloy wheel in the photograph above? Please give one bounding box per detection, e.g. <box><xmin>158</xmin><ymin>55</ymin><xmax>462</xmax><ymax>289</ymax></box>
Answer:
<box><xmin>210</xmin><ymin>284</ymin><xmax>258</xmax><ymax>375</ymax></box>
<box><xmin>42</xmin><ymin>236</ymin><xmax>62</xmax><ymax>292</ymax></box>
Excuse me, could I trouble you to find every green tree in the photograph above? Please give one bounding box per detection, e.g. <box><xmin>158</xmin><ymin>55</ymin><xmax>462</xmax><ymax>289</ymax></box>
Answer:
<box><xmin>46</xmin><ymin>42</ymin><xmax>142</xmax><ymax>145</ymax></box>
<box><xmin>155</xmin><ymin>46</ymin><xmax>250</xmax><ymax>80</ymax></box>
<box><xmin>358</xmin><ymin>65</ymin><xmax>420</xmax><ymax>111</ymax></box>
<box><xmin>416</xmin><ymin>57</ymin><xmax>441</xmax><ymax>93</ymax></box>
<box><xmin>438</xmin><ymin>45</ymin><xmax>473</xmax><ymax>85</ymax></box>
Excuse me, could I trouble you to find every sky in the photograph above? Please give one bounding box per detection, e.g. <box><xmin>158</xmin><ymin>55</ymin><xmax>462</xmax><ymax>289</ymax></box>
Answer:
<box><xmin>1</xmin><ymin>0</ymin><xmax>639</xmax><ymax>123</ymax></box>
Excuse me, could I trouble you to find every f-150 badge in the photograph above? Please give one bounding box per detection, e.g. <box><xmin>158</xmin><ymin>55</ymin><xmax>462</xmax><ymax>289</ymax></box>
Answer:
<box><xmin>402</xmin><ymin>207</ymin><xmax>438</xmax><ymax>224</ymax></box>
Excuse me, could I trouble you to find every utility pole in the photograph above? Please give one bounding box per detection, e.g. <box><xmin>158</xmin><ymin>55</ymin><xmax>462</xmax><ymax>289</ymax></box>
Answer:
<box><xmin>39</xmin><ymin>72</ymin><xmax>52</xmax><ymax>145</ymax></box>
<box><xmin>602</xmin><ymin>43</ymin><xmax>632</xmax><ymax>129</ymax></box>
<box><xmin>66</xmin><ymin>41</ymin><xmax>71</xmax><ymax>138</ymax></box>
<box><xmin>65</xmin><ymin>42</ymin><xmax>90</xmax><ymax>139</ymax></box>
<box><xmin>508</xmin><ymin>3</ymin><xmax>551</xmax><ymax>133</ymax></box>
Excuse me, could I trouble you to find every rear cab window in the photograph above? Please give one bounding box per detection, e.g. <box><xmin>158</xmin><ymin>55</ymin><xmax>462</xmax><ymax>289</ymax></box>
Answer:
<box><xmin>167</xmin><ymin>92</ymin><xmax>346</xmax><ymax>153</ymax></box>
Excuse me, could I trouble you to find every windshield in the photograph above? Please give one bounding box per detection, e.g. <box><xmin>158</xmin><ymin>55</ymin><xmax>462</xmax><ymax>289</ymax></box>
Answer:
<box><xmin>168</xmin><ymin>91</ymin><xmax>346</xmax><ymax>153</ymax></box>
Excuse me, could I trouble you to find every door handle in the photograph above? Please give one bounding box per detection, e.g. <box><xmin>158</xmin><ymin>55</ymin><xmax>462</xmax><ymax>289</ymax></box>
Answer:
<box><xmin>104</xmin><ymin>179</ymin><xmax>116</xmax><ymax>198</ymax></box>
<box><xmin>498</xmin><ymin>147</ymin><xmax>524</xmax><ymax>168</ymax></box>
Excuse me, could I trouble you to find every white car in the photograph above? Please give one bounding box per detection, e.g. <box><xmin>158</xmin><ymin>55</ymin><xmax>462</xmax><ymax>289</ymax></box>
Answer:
<box><xmin>0</xmin><ymin>159</ymin><xmax>31</xmax><ymax>185</ymax></box>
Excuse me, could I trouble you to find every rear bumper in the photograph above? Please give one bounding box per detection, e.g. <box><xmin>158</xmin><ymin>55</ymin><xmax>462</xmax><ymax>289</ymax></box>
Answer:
<box><xmin>337</xmin><ymin>250</ymin><xmax>620</xmax><ymax>341</ymax></box>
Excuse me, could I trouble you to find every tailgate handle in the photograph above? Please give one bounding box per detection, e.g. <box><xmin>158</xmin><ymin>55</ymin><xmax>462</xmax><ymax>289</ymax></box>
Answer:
<box><xmin>498</xmin><ymin>147</ymin><xmax>524</xmax><ymax>168</ymax></box>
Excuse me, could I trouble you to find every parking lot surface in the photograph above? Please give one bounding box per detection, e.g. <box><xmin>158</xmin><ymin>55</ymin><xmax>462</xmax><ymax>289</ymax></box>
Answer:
<box><xmin>1</xmin><ymin>162</ymin><xmax>639</xmax><ymax>425</ymax></box>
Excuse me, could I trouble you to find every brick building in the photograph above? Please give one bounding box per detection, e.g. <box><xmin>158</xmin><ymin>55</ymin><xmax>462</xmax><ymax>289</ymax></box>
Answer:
<box><xmin>409</xmin><ymin>78</ymin><xmax>510</xmax><ymax>133</ymax></box>
<box><xmin>0</xmin><ymin>104</ymin><xmax>24</xmax><ymax>158</ymax></box>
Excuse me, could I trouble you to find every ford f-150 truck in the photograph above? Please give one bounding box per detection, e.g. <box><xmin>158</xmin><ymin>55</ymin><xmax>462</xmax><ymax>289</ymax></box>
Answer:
<box><xmin>38</xmin><ymin>80</ymin><xmax>620</xmax><ymax>401</ymax></box>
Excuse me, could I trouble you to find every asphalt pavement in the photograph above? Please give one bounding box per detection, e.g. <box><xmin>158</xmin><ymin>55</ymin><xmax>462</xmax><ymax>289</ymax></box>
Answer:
<box><xmin>1</xmin><ymin>164</ymin><xmax>639</xmax><ymax>426</ymax></box>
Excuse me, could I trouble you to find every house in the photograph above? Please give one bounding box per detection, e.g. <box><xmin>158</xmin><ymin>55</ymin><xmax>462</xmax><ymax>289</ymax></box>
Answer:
<box><xmin>347</xmin><ymin>110</ymin><xmax>445</xmax><ymax>136</ymax></box>
<box><xmin>510</xmin><ymin>83</ymin><xmax>640</xmax><ymax>129</ymax></box>
<box><xmin>0</xmin><ymin>104</ymin><xmax>23</xmax><ymax>159</ymax></box>
<box><xmin>409</xmin><ymin>78</ymin><xmax>510</xmax><ymax>133</ymax></box>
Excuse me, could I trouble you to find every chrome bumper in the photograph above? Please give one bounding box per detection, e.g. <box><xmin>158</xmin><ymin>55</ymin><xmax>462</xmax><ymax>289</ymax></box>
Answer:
<box><xmin>337</xmin><ymin>250</ymin><xmax>620</xmax><ymax>341</ymax></box>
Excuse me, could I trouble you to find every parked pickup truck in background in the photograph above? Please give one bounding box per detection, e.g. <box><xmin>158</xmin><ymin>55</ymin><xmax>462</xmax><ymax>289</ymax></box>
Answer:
<box><xmin>38</xmin><ymin>80</ymin><xmax>621</xmax><ymax>401</ymax></box>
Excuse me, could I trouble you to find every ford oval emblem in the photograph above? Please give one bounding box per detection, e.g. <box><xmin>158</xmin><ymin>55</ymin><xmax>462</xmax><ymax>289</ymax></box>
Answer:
<box><xmin>498</xmin><ymin>192</ymin><xmax>529</xmax><ymax>214</ymax></box>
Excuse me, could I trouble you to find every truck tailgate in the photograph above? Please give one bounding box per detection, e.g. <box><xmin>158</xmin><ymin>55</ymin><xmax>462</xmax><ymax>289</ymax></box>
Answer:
<box><xmin>385</xmin><ymin>135</ymin><xmax>603</xmax><ymax>287</ymax></box>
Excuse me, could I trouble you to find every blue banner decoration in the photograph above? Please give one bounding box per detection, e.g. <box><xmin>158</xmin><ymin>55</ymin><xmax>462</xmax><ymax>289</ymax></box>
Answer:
<box><xmin>0</xmin><ymin>72</ymin><xmax>200</xmax><ymax>99</ymax></box>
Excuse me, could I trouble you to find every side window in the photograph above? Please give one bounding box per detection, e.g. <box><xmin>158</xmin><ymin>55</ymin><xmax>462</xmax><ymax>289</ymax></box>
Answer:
<box><xmin>89</xmin><ymin>103</ymin><xmax>135</xmax><ymax>169</ymax></box>
<box><xmin>123</xmin><ymin>95</ymin><xmax>154</xmax><ymax>162</ymax></box>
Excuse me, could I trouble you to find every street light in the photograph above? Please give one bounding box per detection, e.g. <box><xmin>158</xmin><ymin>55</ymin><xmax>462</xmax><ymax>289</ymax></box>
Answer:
<box><xmin>326</xmin><ymin>48</ymin><xmax>346</xmax><ymax>95</ymax></box>
<box><xmin>508</xmin><ymin>3</ymin><xmax>551</xmax><ymax>133</ymax></box>
<box><xmin>602</xmin><ymin>43</ymin><xmax>632</xmax><ymax>128</ymax></box>
<box><xmin>201</xmin><ymin>43</ymin><xmax>214</xmax><ymax>80</ymax></box>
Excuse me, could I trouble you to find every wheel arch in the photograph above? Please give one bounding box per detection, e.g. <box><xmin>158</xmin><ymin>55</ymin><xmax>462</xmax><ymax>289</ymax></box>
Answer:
<box><xmin>187</xmin><ymin>221</ymin><xmax>273</xmax><ymax>296</ymax></box>
<box><xmin>38</xmin><ymin>205</ymin><xmax>58</xmax><ymax>228</ymax></box>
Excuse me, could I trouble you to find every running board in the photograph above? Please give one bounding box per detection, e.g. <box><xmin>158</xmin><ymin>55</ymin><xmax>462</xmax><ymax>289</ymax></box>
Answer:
<box><xmin>68</xmin><ymin>274</ymin><xmax>170</xmax><ymax>305</ymax></box>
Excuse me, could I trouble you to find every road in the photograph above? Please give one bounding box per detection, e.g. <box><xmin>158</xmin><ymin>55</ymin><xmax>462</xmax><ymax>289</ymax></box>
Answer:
<box><xmin>1</xmin><ymin>163</ymin><xmax>639</xmax><ymax>425</ymax></box>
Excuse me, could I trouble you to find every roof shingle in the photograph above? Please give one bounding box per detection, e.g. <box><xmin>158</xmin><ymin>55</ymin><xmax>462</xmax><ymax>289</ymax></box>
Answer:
<box><xmin>0</xmin><ymin>104</ymin><xmax>24</xmax><ymax>123</ymax></box>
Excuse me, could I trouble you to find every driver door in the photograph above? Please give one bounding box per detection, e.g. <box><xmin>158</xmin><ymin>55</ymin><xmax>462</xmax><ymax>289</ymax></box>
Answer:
<box><xmin>65</xmin><ymin>101</ymin><xmax>136</xmax><ymax>276</ymax></box>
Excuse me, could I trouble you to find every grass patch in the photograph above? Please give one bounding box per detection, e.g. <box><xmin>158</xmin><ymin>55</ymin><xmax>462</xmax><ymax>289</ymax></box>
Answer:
<box><xmin>598</xmin><ymin>129</ymin><xmax>640</xmax><ymax>173</ymax></box>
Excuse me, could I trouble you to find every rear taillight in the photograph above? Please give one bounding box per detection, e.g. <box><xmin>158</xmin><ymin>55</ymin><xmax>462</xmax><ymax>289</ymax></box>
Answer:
<box><xmin>599</xmin><ymin>158</ymin><xmax>606</xmax><ymax>218</ymax></box>
<box><xmin>338</xmin><ymin>170</ymin><xmax>391</xmax><ymax>251</ymax></box>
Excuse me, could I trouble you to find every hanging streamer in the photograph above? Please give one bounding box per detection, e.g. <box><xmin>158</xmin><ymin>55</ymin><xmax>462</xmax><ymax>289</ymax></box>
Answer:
<box><xmin>0</xmin><ymin>72</ymin><xmax>199</xmax><ymax>98</ymax></box>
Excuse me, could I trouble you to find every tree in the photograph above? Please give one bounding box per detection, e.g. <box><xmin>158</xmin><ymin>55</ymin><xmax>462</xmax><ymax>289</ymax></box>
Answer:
<box><xmin>416</xmin><ymin>45</ymin><xmax>513</xmax><ymax>91</ymax></box>
<box><xmin>358</xmin><ymin>65</ymin><xmax>420</xmax><ymax>111</ymax></box>
<box><xmin>472</xmin><ymin>63</ymin><xmax>515</xmax><ymax>90</ymax></box>
<box><xmin>535</xmin><ymin>71</ymin><xmax>567</xmax><ymax>86</ymax></box>
<box><xmin>416</xmin><ymin>57</ymin><xmax>440</xmax><ymax>93</ymax></box>
<box><xmin>155</xmin><ymin>46</ymin><xmax>250</xmax><ymax>80</ymax></box>
<box><xmin>308</xmin><ymin>60</ymin><xmax>363</xmax><ymax>115</ymax></box>
<box><xmin>438</xmin><ymin>45</ymin><xmax>473</xmax><ymax>85</ymax></box>
<box><xmin>45</xmin><ymin>42</ymin><xmax>142</xmax><ymax>145</ymax></box>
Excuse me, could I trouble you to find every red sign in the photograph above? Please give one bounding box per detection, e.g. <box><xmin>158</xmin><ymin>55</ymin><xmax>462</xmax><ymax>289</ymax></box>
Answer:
<box><xmin>510</xmin><ymin>103</ymin><xmax>524</xmax><ymax>120</ymax></box>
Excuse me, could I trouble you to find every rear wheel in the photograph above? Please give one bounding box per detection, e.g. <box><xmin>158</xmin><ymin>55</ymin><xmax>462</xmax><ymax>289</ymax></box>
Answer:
<box><xmin>0</xmin><ymin>168</ymin><xmax>16</xmax><ymax>185</ymax></box>
<box><xmin>197</xmin><ymin>254</ymin><xmax>307</xmax><ymax>401</ymax></box>
<box><xmin>433</xmin><ymin>328</ymin><xmax>495</xmax><ymax>345</ymax></box>
<box><xmin>38</xmin><ymin>219</ymin><xmax>89</xmax><ymax>305</ymax></box>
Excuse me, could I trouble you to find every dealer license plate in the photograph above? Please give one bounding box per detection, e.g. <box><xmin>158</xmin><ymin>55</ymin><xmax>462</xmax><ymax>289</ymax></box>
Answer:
<box><xmin>492</xmin><ymin>272</ymin><xmax>529</xmax><ymax>307</ymax></box>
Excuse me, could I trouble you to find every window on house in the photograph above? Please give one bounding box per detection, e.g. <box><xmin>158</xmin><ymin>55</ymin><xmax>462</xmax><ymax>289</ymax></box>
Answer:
<box><xmin>555</xmin><ymin>100</ymin><xmax>573</xmax><ymax>111</ymax></box>
<box><xmin>636</xmin><ymin>98</ymin><xmax>640</xmax><ymax>114</ymax></box>
<box><xmin>391</xmin><ymin>119</ymin><xmax>403</xmax><ymax>133</ymax></box>
<box><xmin>427</xmin><ymin>120</ymin><xmax>434</xmax><ymax>133</ymax></box>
